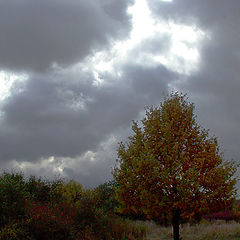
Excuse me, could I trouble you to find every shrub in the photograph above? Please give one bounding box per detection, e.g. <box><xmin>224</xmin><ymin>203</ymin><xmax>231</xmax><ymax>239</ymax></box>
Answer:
<box><xmin>50</xmin><ymin>179</ymin><xmax>83</xmax><ymax>205</ymax></box>
<box><xmin>25</xmin><ymin>200</ymin><xmax>74</xmax><ymax>240</ymax></box>
<box><xmin>25</xmin><ymin>175</ymin><xmax>52</xmax><ymax>203</ymax></box>
<box><xmin>204</xmin><ymin>210</ymin><xmax>240</xmax><ymax>222</ymax></box>
<box><xmin>70</xmin><ymin>194</ymin><xmax>147</xmax><ymax>240</ymax></box>
<box><xmin>25</xmin><ymin>175</ymin><xmax>67</xmax><ymax>206</ymax></box>
<box><xmin>0</xmin><ymin>221</ymin><xmax>33</xmax><ymax>240</ymax></box>
<box><xmin>0</xmin><ymin>171</ymin><xmax>30</xmax><ymax>227</ymax></box>
<box><xmin>0</xmin><ymin>171</ymin><xmax>147</xmax><ymax>240</ymax></box>
<box><xmin>100</xmin><ymin>216</ymin><xmax>147</xmax><ymax>240</ymax></box>
<box><xmin>71</xmin><ymin>192</ymin><xmax>103</xmax><ymax>230</ymax></box>
<box><xmin>54</xmin><ymin>189</ymin><xmax>147</xmax><ymax>240</ymax></box>
<box><xmin>93</xmin><ymin>180</ymin><xmax>119</xmax><ymax>214</ymax></box>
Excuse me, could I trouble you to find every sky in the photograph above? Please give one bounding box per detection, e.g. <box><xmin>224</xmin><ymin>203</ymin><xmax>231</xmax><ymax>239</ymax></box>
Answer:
<box><xmin>0</xmin><ymin>0</ymin><xmax>239</xmax><ymax>188</ymax></box>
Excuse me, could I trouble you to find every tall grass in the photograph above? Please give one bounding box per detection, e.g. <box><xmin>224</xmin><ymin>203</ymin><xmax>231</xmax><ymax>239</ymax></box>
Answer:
<box><xmin>145</xmin><ymin>221</ymin><xmax>240</xmax><ymax>240</ymax></box>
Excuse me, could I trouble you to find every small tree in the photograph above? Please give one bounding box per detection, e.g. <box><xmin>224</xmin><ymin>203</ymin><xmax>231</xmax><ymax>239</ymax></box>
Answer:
<box><xmin>113</xmin><ymin>93</ymin><xmax>237</xmax><ymax>240</ymax></box>
<box><xmin>93</xmin><ymin>180</ymin><xmax>119</xmax><ymax>214</ymax></box>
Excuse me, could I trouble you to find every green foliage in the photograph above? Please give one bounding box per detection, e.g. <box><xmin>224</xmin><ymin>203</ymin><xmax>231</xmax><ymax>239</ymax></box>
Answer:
<box><xmin>0</xmin><ymin>171</ymin><xmax>30</xmax><ymax>227</ymax></box>
<box><xmin>73</xmin><ymin>192</ymin><xmax>100</xmax><ymax>228</ymax></box>
<box><xmin>93</xmin><ymin>180</ymin><xmax>119</xmax><ymax>213</ymax></box>
<box><xmin>0</xmin><ymin>171</ymin><xmax>147</xmax><ymax>240</ymax></box>
<box><xmin>52</xmin><ymin>179</ymin><xmax>83</xmax><ymax>205</ymax></box>
<box><xmin>0</xmin><ymin>221</ymin><xmax>33</xmax><ymax>240</ymax></box>
<box><xmin>25</xmin><ymin>175</ymin><xmax>52</xmax><ymax>203</ymax></box>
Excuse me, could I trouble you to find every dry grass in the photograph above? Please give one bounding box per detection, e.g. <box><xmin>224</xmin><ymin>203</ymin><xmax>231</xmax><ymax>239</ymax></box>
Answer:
<box><xmin>143</xmin><ymin>220</ymin><xmax>240</xmax><ymax>240</ymax></box>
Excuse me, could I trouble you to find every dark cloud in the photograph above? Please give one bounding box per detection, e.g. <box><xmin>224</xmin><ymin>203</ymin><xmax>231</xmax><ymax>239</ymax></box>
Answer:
<box><xmin>0</xmin><ymin>64</ymin><xmax>175</xmax><ymax>163</ymax></box>
<box><xmin>0</xmin><ymin>0</ymin><xmax>177</xmax><ymax>185</ymax></box>
<box><xmin>62</xmin><ymin>152</ymin><xmax>115</xmax><ymax>188</ymax></box>
<box><xmin>1</xmin><ymin>0</ymin><xmax>240</xmax><ymax>189</ymax></box>
<box><xmin>0</xmin><ymin>0</ymin><xmax>133</xmax><ymax>72</ymax></box>
<box><xmin>149</xmin><ymin>0</ymin><xmax>240</xmax><ymax>29</ymax></box>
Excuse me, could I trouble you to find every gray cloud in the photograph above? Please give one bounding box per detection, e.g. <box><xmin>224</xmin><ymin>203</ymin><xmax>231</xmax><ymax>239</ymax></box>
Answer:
<box><xmin>0</xmin><ymin>64</ymin><xmax>175</xmax><ymax>163</ymax></box>
<box><xmin>0</xmin><ymin>0</ymin><xmax>132</xmax><ymax>72</ymax></box>
<box><xmin>149</xmin><ymin>0</ymin><xmax>240</xmax><ymax>29</ymax></box>
<box><xmin>152</xmin><ymin>0</ymin><xmax>240</xmax><ymax>161</ymax></box>
<box><xmin>1</xmin><ymin>0</ymin><xmax>240</xmax><ymax>188</ymax></box>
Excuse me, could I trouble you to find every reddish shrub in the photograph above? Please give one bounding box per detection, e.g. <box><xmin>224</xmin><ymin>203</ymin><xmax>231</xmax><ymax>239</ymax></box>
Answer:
<box><xmin>204</xmin><ymin>210</ymin><xmax>240</xmax><ymax>222</ymax></box>
<box><xmin>25</xmin><ymin>200</ymin><xmax>74</xmax><ymax>240</ymax></box>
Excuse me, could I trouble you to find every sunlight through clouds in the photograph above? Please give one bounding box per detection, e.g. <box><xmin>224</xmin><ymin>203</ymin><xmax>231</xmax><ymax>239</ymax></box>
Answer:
<box><xmin>128</xmin><ymin>0</ymin><xmax>156</xmax><ymax>41</ymax></box>
<box><xmin>0</xmin><ymin>71</ymin><xmax>28</xmax><ymax>101</ymax></box>
<box><xmin>86</xmin><ymin>0</ymin><xmax>206</xmax><ymax>86</ymax></box>
<box><xmin>11</xmin><ymin>155</ymin><xmax>65</xmax><ymax>179</ymax></box>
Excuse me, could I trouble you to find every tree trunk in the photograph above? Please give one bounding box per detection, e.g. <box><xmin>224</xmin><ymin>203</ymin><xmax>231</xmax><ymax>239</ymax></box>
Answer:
<box><xmin>172</xmin><ymin>209</ymin><xmax>181</xmax><ymax>240</ymax></box>
<box><xmin>164</xmin><ymin>212</ymin><xmax>168</xmax><ymax>227</ymax></box>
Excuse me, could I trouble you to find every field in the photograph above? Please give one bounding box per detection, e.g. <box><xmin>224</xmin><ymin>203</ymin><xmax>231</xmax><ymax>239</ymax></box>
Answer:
<box><xmin>143</xmin><ymin>221</ymin><xmax>240</xmax><ymax>240</ymax></box>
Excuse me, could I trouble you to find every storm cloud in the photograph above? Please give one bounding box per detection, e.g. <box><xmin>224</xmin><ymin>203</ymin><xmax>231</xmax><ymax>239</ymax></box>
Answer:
<box><xmin>0</xmin><ymin>0</ymin><xmax>132</xmax><ymax>72</ymax></box>
<box><xmin>0</xmin><ymin>64</ymin><xmax>174</xmax><ymax>161</ymax></box>
<box><xmin>0</xmin><ymin>0</ymin><xmax>239</xmax><ymax>188</ymax></box>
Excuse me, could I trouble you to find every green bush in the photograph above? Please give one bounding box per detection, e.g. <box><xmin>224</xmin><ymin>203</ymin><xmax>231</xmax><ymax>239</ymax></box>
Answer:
<box><xmin>48</xmin><ymin>179</ymin><xmax>87</xmax><ymax>208</ymax></box>
<box><xmin>0</xmin><ymin>171</ymin><xmax>30</xmax><ymax>227</ymax></box>
<box><xmin>93</xmin><ymin>180</ymin><xmax>119</xmax><ymax>214</ymax></box>
<box><xmin>53</xmin><ymin>179</ymin><xmax>83</xmax><ymax>204</ymax></box>
<box><xmin>71</xmin><ymin>193</ymin><xmax>147</xmax><ymax>240</ymax></box>
<box><xmin>25</xmin><ymin>176</ymin><xmax>52</xmax><ymax>203</ymax></box>
<box><xmin>0</xmin><ymin>171</ymin><xmax>147</xmax><ymax>240</ymax></box>
<box><xmin>0</xmin><ymin>221</ymin><xmax>33</xmax><ymax>240</ymax></box>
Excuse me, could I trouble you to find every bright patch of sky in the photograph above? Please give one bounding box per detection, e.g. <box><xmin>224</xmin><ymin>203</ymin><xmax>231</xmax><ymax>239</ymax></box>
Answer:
<box><xmin>11</xmin><ymin>155</ymin><xmax>65</xmax><ymax>178</ymax></box>
<box><xmin>87</xmin><ymin>0</ymin><xmax>205</xmax><ymax>85</ymax></box>
<box><xmin>0</xmin><ymin>71</ymin><xmax>28</xmax><ymax>101</ymax></box>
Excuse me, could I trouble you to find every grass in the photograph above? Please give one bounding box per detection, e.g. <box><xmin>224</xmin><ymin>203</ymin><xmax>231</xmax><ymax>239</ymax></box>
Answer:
<box><xmin>143</xmin><ymin>220</ymin><xmax>240</xmax><ymax>240</ymax></box>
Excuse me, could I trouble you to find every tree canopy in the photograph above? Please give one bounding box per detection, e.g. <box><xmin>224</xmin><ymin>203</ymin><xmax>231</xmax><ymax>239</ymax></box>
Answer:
<box><xmin>113</xmin><ymin>92</ymin><xmax>237</xmax><ymax>240</ymax></box>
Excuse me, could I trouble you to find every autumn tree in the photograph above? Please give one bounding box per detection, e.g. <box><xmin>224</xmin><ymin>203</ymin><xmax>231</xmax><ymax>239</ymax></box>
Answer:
<box><xmin>113</xmin><ymin>93</ymin><xmax>237</xmax><ymax>240</ymax></box>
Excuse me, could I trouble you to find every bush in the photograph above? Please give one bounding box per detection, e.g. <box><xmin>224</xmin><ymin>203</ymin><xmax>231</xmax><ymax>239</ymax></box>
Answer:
<box><xmin>0</xmin><ymin>171</ymin><xmax>30</xmax><ymax>227</ymax></box>
<box><xmin>25</xmin><ymin>200</ymin><xmax>74</xmax><ymax>240</ymax></box>
<box><xmin>0</xmin><ymin>172</ymin><xmax>147</xmax><ymax>240</ymax></box>
<box><xmin>49</xmin><ymin>179</ymin><xmax>84</xmax><ymax>206</ymax></box>
<box><xmin>0</xmin><ymin>221</ymin><xmax>33</xmax><ymax>240</ymax></box>
<box><xmin>204</xmin><ymin>210</ymin><xmax>240</xmax><ymax>222</ymax></box>
<box><xmin>93</xmin><ymin>180</ymin><xmax>119</xmax><ymax>214</ymax></box>
<box><xmin>70</xmin><ymin>194</ymin><xmax>147</xmax><ymax>240</ymax></box>
<box><xmin>25</xmin><ymin>176</ymin><xmax>52</xmax><ymax>203</ymax></box>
